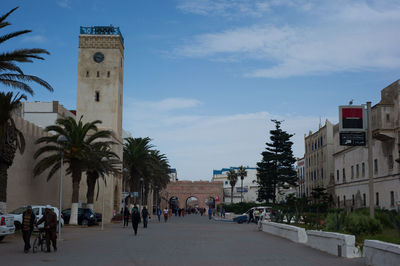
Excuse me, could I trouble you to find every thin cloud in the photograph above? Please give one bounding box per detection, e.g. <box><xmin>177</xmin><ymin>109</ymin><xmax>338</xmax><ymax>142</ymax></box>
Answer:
<box><xmin>57</xmin><ymin>0</ymin><xmax>71</xmax><ymax>9</ymax></box>
<box><xmin>21</xmin><ymin>35</ymin><xmax>47</xmax><ymax>44</ymax></box>
<box><xmin>175</xmin><ymin>1</ymin><xmax>400</xmax><ymax>78</ymax></box>
<box><xmin>123</xmin><ymin>97</ymin><xmax>333</xmax><ymax>180</ymax></box>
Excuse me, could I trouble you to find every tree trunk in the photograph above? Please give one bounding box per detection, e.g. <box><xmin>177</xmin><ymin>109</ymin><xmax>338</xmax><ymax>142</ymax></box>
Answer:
<box><xmin>86</xmin><ymin>171</ymin><xmax>98</xmax><ymax>205</ymax></box>
<box><xmin>231</xmin><ymin>186</ymin><xmax>233</xmax><ymax>204</ymax></box>
<box><xmin>70</xmin><ymin>160</ymin><xmax>82</xmax><ymax>225</ymax></box>
<box><xmin>0</xmin><ymin>162</ymin><xmax>8</xmax><ymax>213</ymax></box>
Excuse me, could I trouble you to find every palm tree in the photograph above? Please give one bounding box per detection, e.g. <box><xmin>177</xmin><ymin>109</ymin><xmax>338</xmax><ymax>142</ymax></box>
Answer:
<box><xmin>0</xmin><ymin>7</ymin><xmax>53</xmax><ymax>212</ymax></box>
<box><xmin>227</xmin><ymin>168</ymin><xmax>238</xmax><ymax>204</ymax></box>
<box><xmin>0</xmin><ymin>7</ymin><xmax>53</xmax><ymax>95</ymax></box>
<box><xmin>123</xmin><ymin>137</ymin><xmax>153</xmax><ymax>204</ymax></box>
<box><xmin>123</xmin><ymin>137</ymin><xmax>170</xmax><ymax>207</ymax></box>
<box><xmin>33</xmin><ymin>117</ymin><xmax>112</xmax><ymax>225</ymax></box>
<box><xmin>237</xmin><ymin>166</ymin><xmax>247</xmax><ymax>203</ymax></box>
<box><xmin>84</xmin><ymin>143</ymin><xmax>121</xmax><ymax>210</ymax></box>
<box><xmin>0</xmin><ymin>92</ymin><xmax>26</xmax><ymax>212</ymax></box>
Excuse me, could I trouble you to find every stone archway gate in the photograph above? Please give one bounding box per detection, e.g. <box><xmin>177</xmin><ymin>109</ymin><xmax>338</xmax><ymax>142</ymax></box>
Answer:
<box><xmin>161</xmin><ymin>181</ymin><xmax>223</xmax><ymax>209</ymax></box>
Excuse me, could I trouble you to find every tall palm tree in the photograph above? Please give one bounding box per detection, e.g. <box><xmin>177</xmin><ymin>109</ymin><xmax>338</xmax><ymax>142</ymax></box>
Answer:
<box><xmin>123</xmin><ymin>137</ymin><xmax>153</xmax><ymax>204</ymax></box>
<box><xmin>123</xmin><ymin>137</ymin><xmax>170</xmax><ymax>206</ymax></box>
<box><xmin>227</xmin><ymin>168</ymin><xmax>238</xmax><ymax>204</ymax></box>
<box><xmin>83</xmin><ymin>143</ymin><xmax>121</xmax><ymax>210</ymax></box>
<box><xmin>0</xmin><ymin>7</ymin><xmax>53</xmax><ymax>95</ymax></box>
<box><xmin>33</xmin><ymin>117</ymin><xmax>112</xmax><ymax>225</ymax></box>
<box><xmin>0</xmin><ymin>7</ymin><xmax>53</xmax><ymax>212</ymax></box>
<box><xmin>0</xmin><ymin>92</ymin><xmax>26</xmax><ymax>211</ymax></box>
<box><xmin>237</xmin><ymin>166</ymin><xmax>247</xmax><ymax>203</ymax></box>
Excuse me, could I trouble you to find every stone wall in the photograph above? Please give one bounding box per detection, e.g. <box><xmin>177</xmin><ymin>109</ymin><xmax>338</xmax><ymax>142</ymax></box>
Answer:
<box><xmin>161</xmin><ymin>181</ymin><xmax>223</xmax><ymax>209</ymax></box>
<box><xmin>6</xmin><ymin>116</ymin><xmax>118</xmax><ymax>223</ymax></box>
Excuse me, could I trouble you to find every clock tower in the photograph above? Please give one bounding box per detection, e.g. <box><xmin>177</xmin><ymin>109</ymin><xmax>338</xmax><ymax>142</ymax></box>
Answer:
<box><xmin>76</xmin><ymin>26</ymin><xmax>124</xmax><ymax>221</ymax></box>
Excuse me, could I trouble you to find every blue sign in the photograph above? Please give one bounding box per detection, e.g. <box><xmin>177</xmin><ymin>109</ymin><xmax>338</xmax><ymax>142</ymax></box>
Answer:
<box><xmin>236</xmin><ymin>188</ymin><xmax>248</xmax><ymax>193</ymax></box>
<box><xmin>132</xmin><ymin>192</ymin><xmax>139</xmax><ymax>198</ymax></box>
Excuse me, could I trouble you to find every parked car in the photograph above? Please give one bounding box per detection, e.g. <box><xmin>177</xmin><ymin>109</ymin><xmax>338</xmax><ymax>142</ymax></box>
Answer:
<box><xmin>95</xmin><ymin>212</ymin><xmax>102</xmax><ymax>223</ymax></box>
<box><xmin>0</xmin><ymin>211</ymin><xmax>15</xmax><ymax>241</ymax></box>
<box><xmin>243</xmin><ymin>206</ymin><xmax>272</xmax><ymax>222</ymax></box>
<box><xmin>62</xmin><ymin>208</ymin><xmax>97</xmax><ymax>226</ymax></box>
<box><xmin>10</xmin><ymin>205</ymin><xmax>64</xmax><ymax>230</ymax></box>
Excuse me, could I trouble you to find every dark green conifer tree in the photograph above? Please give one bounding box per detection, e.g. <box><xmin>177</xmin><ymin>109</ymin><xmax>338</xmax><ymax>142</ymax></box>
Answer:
<box><xmin>257</xmin><ymin>120</ymin><xmax>297</xmax><ymax>204</ymax></box>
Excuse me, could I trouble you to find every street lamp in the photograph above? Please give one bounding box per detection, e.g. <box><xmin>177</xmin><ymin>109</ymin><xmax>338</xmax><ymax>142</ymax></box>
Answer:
<box><xmin>122</xmin><ymin>168</ymin><xmax>128</xmax><ymax>210</ymax></box>
<box><xmin>139</xmin><ymin>177</ymin><xmax>144</xmax><ymax>211</ymax></box>
<box><xmin>57</xmin><ymin>135</ymin><xmax>67</xmax><ymax>240</ymax></box>
<box><xmin>100</xmin><ymin>156</ymin><xmax>108</xmax><ymax>231</ymax></box>
<box><xmin>155</xmin><ymin>185</ymin><xmax>158</xmax><ymax>217</ymax></box>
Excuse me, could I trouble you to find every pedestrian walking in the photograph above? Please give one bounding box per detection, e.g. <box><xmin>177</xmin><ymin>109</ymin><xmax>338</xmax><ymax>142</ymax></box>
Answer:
<box><xmin>142</xmin><ymin>206</ymin><xmax>149</xmax><ymax>228</ymax></box>
<box><xmin>35</xmin><ymin>205</ymin><xmax>57</xmax><ymax>252</ymax></box>
<box><xmin>178</xmin><ymin>208</ymin><xmax>182</xmax><ymax>217</ymax></box>
<box><xmin>131</xmin><ymin>206</ymin><xmax>141</xmax><ymax>235</ymax></box>
<box><xmin>123</xmin><ymin>206</ymin><xmax>130</xmax><ymax>227</ymax></box>
<box><xmin>21</xmin><ymin>206</ymin><xmax>36</xmax><ymax>253</ymax></box>
<box><xmin>247</xmin><ymin>209</ymin><xmax>254</xmax><ymax>224</ymax></box>
<box><xmin>157</xmin><ymin>208</ymin><xmax>161</xmax><ymax>222</ymax></box>
<box><xmin>208</xmin><ymin>207</ymin><xmax>212</xmax><ymax>220</ymax></box>
<box><xmin>181</xmin><ymin>208</ymin><xmax>185</xmax><ymax>217</ymax></box>
<box><xmin>163</xmin><ymin>207</ymin><xmax>169</xmax><ymax>222</ymax></box>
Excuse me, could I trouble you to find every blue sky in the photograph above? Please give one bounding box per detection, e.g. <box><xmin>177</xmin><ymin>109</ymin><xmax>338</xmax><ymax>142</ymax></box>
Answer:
<box><xmin>2</xmin><ymin>0</ymin><xmax>400</xmax><ymax>180</ymax></box>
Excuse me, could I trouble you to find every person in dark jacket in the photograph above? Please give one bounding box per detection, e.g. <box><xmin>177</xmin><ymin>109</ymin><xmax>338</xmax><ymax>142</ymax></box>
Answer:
<box><xmin>21</xmin><ymin>206</ymin><xmax>36</xmax><ymax>253</ymax></box>
<box><xmin>123</xmin><ymin>206</ymin><xmax>129</xmax><ymax>227</ymax></box>
<box><xmin>141</xmin><ymin>207</ymin><xmax>149</xmax><ymax>228</ymax></box>
<box><xmin>131</xmin><ymin>206</ymin><xmax>141</xmax><ymax>235</ymax></box>
<box><xmin>36</xmin><ymin>205</ymin><xmax>58</xmax><ymax>252</ymax></box>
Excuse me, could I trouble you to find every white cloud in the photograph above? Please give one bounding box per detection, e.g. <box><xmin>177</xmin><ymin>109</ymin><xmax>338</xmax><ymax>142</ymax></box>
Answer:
<box><xmin>123</xmin><ymin>97</ymin><xmax>333</xmax><ymax>180</ymax></box>
<box><xmin>21</xmin><ymin>35</ymin><xmax>46</xmax><ymax>44</ymax></box>
<box><xmin>132</xmin><ymin>97</ymin><xmax>202</xmax><ymax>112</ymax></box>
<box><xmin>176</xmin><ymin>0</ymin><xmax>314</xmax><ymax>17</ymax></box>
<box><xmin>175</xmin><ymin>1</ymin><xmax>400</xmax><ymax>78</ymax></box>
<box><xmin>57</xmin><ymin>0</ymin><xmax>71</xmax><ymax>9</ymax></box>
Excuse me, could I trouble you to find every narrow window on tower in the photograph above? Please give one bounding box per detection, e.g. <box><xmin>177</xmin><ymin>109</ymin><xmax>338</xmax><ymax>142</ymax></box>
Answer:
<box><xmin>107</xmin><ymin>71</ymin><xmax>110</xmax><ymax>78</ymax></box>
<box><xmin>95</xmin><ymin>91</ymin><xmax>100</xmax><ymax>102</ymax></box>
<box><xmin>86</xmin><ymin>71</ymin><xmax>89</xmax><ymax>77</ymax></box>
<box><xmin>97</xmin><ymin>71</ymin><xmax>100</xmax><ymax>77</ymax></box>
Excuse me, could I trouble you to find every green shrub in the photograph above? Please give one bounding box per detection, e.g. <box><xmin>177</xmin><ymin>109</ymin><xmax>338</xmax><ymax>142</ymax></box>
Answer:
<box><xmin>221</xmin><ymin>202</ymin><xmax>267</xmax><ymax>214</ymax></box>
<box><xmin>325</xmin><ymin>211</ymin><xmax>346</xmax><ymax>232</ymax></box>
<box><xmin>343</xmin><ymin>213</ymin><xmax>383</xmax><ymax>236</ymax></box>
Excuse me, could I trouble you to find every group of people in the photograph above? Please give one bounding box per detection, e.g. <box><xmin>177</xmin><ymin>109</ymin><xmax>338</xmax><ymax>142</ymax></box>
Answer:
<box><xmin>21</xmin><ymin>205</ymin><xmax>58</xmax><ymax>253</ymax></box>
<box><xmin>122</xmin><ymin>206</ymin><xmax>149</xmax><ymax>235</ymax></box>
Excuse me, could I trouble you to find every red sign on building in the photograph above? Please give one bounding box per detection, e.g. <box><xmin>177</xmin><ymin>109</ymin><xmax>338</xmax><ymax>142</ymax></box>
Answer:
<box><xmin>339</xmin><ymin>105</ymin><xmax>367</xmax><ymax>132</ymax></box>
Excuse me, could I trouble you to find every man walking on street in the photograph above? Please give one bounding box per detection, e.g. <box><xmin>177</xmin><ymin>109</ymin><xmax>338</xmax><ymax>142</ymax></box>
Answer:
<box><xmin>157</xmin><ymin>208</ymin><xmax>161</xmax><ymax>222</ymax></box>
<box><xmin>21</xmin><ymin>206</ymin><xmax>36</xmax><ymax>253</ymax></box>
<box><xmin>141</xmin><ymin>206</ymin><xmax>149</xmax><ymax>228</ymax></box>
<box><xmin>36</xmin><ymin>205</ymin><xmax>57</xmax><ymax>252</ymax></box>
<box><xmin>123</xmin><ymin>206</ymin><xmax>129</xmax><ymax>227</ymax></box>
<box><xmin>131</xmin><ymin>206</ymin><xmax>141</xmax><ymax>236</ymax></box>
<box><xmin>163</xmin><ymin>207</ymin><xmax>169</xmax><ymax>222</ymax></box>
<box><xmin>208</xmin><ymin>207</ymin><xmax>212</xmax><ymax>220</ymax></box>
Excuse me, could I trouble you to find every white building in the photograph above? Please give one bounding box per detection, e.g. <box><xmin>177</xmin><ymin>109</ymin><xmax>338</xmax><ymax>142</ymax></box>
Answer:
<box><xmin>20</xmin><ymin>101</ymin><xmax>75</xmax><ymax>128</ymax></box>
<box><xmin>334</xmin><ymin>80</ymin><xmax>400</xmax><ymax>210</ymax></box>
<box><xmin>212</xmin><ymin>167</ymin><xmax>259</xmax><ymax>203</ymax></box>
<box><xmin>169</xmin><ymin>168</ymin><xmax>178</xmax><ymax>182</ymax></box>
<box><xmin>297</xmin><ymin>158</ymin><xmax>306</xmax><ymax>197</ymax></box>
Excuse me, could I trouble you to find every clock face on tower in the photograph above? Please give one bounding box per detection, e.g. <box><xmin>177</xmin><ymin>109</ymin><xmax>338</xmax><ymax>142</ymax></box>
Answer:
<box><xmin>93</xmin><ymin>52</ymin><xmax>104</xmax><ymax>63</ymax></box>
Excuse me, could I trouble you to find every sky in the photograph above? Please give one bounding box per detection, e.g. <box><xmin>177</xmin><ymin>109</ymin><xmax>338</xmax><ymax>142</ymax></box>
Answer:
<box><xmin>2</xmin><ymin>0</ymin><xmax>400</xmax><ymax>180</ymax></box>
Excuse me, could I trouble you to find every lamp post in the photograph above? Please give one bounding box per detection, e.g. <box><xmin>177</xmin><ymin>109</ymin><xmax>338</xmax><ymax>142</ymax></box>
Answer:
<box><xmin>122</xmin><ymin>168</ymin><xmax>128</xmax><ymax>209</ymax></box>
<box><xmin>100</xmin><ymin>156</ymin><xmax>108</xmax><ymax>231</ymax></box>
<box><xmin>57</xmin><ymin>135</ymin><xmax>67</xmax><ymax>240</ymax></box>
<box><xmin>140</xmin><ymin>177</ymin><xmax>144</xmax><ymax>211</ymax></box>
<box><xmin>155</xmin><ymin>185</ymin><xmax>158</xmax><ymax>216</ymax></box>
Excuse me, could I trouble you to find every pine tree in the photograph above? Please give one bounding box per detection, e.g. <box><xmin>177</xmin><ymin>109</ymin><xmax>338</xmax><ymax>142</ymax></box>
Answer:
<box><xmin>257</xmin><ymin>120</ymin><xmax>297</xmax><ymax>204</ymax></box>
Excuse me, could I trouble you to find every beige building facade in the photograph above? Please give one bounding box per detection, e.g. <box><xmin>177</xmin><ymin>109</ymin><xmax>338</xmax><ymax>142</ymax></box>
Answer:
<box><xmin>304</xmin><ymin>120</ymin><xmax>335</xmax><ymax>197</ymax></box>
<box><xmin>76</xmin><ymin>26</ymin><xmax>125</xmax><ymax>221</ymax></box>
<box><xmin>334</xmin><ymin>80</ymin><xmax>400</xmax><ymax>210</ymax></box>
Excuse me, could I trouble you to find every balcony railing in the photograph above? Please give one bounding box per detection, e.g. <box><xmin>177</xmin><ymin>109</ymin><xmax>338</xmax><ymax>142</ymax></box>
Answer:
<box><xmin>80</xmin><ymin>26</ymin><xmax>124</xmax><ymax>44</ymax></box>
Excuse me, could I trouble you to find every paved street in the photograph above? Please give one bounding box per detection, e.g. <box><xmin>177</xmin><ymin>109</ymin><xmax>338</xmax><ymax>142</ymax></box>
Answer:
<box><xmin>0</xmin><ymin>215</ymin><xmax>364</xmax><ymax>266</ymax></box>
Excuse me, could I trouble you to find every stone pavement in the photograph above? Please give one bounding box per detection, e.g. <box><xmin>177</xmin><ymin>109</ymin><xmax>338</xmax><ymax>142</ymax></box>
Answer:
<box><xmin>0</xmin><ymin>215</ymin><xmax>364</xmax><ymax>266</ymax></box>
